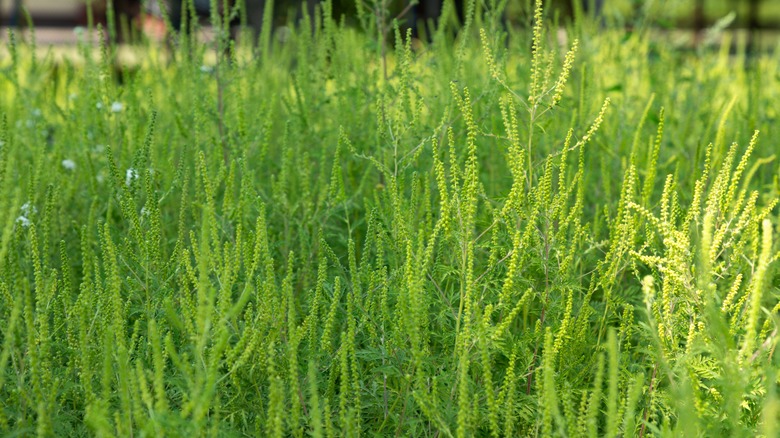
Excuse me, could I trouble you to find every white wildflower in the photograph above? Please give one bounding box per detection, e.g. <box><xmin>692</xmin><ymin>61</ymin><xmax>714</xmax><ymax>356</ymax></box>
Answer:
<box><xmin>96</xmin><ymin>102</ymin><xmax>104</xmax><ymax>110</ymax></box>
<box><xmin>21</xmin><ymin>202</ymin><xmax>37</xmax><ymax>216</ymax></box>
<box><xmin>126</xmin><ymin>168</ymin><xmax>139</xmax><ymax>186</ymax></box>
<box><xmin>111</xmin><ymin>102</ymin><xmax>124</xmax><ymax>113</ymax></box>
<box><xmin>62</xmin><ymin>159</ymin><xmax>76</xmax><ymax>170</ymax></box>
<box><xmin>200</xmin><ymin>65</ymin><xmax>213</xmax><ymax>73</ymax></box>
<box><xmin>16</xmin><ymin>216</ymin><xmax>31</xmax><ymax>227</ymax></box>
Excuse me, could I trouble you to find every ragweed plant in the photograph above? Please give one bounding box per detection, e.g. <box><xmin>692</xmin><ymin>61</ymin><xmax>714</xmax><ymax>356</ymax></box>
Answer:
<box><xmin>0</xmin><ymin>1</ymin><xmax>778</xmax><ymax>437</ymax></box>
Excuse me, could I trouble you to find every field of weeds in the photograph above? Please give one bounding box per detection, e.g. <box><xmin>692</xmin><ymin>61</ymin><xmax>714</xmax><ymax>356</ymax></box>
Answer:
<box><xmin>1</xmin><ymin>1</ymin><xmax>779</xmax><ymax>436</ymax></box>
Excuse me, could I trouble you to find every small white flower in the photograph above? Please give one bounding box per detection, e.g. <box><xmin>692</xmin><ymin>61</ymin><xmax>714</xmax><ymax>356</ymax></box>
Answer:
<box><xmin>140</xmin><ymin>206</ymin><xmax>149</xmax><ymax>217</ymax></box>
<box><xmin>126</xmin><ymin>168</ymin><xmax>139</xmax><ymax>186</ymax></box>
<box><xmin>21</xmin><ymin>202</ymin><xmax>37</xmax><ymax>216</ymax></box>
<box><xmin>62</xmin><ymin>159</ymin><xmax>76</xmax><ymax>170</ymax></box>
<box><xmin>111</xmin><ymin>102</ymin><xmax>124</xmax><ymax>113</ymax></box>
<box><xmin>96</xmin><ymin>102</ymin><xmax>104</xmax><ymax>110</ymax></box>
<box><xmin>16</xmin><ymin>216</ymin><xmax>31</xmax><ymax>227</ymax></box>
<box><xmin>200</xmin><ymin>65</ymin><xmax>213</xmax><ymax>73</ymax></box>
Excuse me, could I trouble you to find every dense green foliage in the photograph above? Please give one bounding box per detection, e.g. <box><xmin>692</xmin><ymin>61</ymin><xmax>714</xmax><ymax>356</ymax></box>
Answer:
<box><xmin>1</xmin><ymin>1</ymin><xmax>779</xmax><ymax>436</ymax></box>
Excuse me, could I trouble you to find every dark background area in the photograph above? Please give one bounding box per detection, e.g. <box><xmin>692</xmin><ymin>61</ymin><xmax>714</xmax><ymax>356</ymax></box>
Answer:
<box><xmin>1</xmin><ymin>0</ymin><xmax>779</xmax><ymax>42</ymax></box>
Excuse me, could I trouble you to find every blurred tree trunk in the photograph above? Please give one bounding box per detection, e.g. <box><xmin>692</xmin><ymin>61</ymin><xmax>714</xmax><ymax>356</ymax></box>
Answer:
<box><xmin>242</xmin><ymin>0</ymin><xmax>265</xmax><ymax>44</ymax></box>
<box><xmin>8</xmin><ymin>0</ymin><xmax>23</xmax><ymax>26</ymax></box>
<box><xmin>747</xmin><ymin>0</ymin><xmax>759</xmax><ymax>53</ymax></box>
<box><xmin>693</xmin><ymin>0</ymin><xmax>704</xmax><ymax>46</ymax></box>
<box><xmin>582</xmin><ymin>0</ymin><xmax>603</xmax><ymax>15</ymax></box>
<box><xmin>747</xmin><ymin>0</ymin><xmax>759</xmax><ymax>29</ymax></box>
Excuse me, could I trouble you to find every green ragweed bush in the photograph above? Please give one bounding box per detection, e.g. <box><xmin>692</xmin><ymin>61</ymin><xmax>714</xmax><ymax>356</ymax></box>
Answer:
<box><xmin>0</xmin><ymin>0</ymin><xmax>779</xmax><ymax>436</ymax></box>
